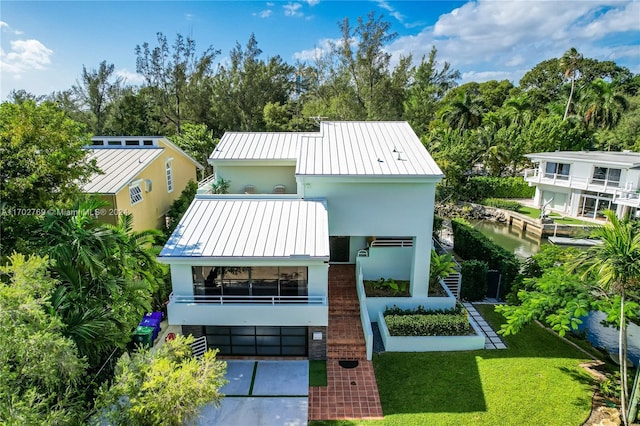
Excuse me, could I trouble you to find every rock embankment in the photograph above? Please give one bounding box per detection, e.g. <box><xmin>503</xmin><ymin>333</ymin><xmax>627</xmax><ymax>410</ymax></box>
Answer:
<box><xmin>435</xmin><ymin>202</ymin><xmax>508</xmax><ymax>223</ymax></box>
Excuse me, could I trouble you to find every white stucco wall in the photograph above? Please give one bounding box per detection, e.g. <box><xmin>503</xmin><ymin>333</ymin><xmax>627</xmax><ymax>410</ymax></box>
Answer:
<box><xmin>302</xmin><ymin>177</ymin><xmax>438</xmax><ymax>296</ymax></box>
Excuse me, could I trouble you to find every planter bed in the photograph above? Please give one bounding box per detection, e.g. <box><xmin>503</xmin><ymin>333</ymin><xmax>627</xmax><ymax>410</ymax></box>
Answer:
<box><xmin>377</xmin><ymin>305</ymin><xmax>485</xmax><ymax>352</ymax></box>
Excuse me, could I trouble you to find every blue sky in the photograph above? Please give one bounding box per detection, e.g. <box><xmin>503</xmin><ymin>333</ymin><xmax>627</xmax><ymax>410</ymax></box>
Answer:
<box><xmin>1</xmin><ymin>0</ymin><xmax>639</xmax><ymax>101</ymax></box>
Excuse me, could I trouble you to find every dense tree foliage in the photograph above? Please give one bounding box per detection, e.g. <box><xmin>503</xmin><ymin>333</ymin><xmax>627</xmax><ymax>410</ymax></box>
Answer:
<box><xmin>92</xmin><ymin>335</ymin><xmax>227</xmax><ymax>426</ymax></box>
<box><xmin>0</xmin><ymin>254</ymin><xmax>88</xmax><ymax>424</ymax></box>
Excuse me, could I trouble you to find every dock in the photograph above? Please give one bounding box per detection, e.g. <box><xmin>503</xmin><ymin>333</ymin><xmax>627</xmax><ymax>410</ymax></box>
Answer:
<box><xmin>548</xmin><ymin>237</ymin><xmax>602</xmax><ymax>246</ymax></box>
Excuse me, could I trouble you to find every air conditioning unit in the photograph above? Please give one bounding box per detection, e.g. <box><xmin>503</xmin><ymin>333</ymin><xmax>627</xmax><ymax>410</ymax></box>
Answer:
<box><xmin>145</xmin><ymin>179</ymin><xmax>152</xmax><ymax>192</ymax></box>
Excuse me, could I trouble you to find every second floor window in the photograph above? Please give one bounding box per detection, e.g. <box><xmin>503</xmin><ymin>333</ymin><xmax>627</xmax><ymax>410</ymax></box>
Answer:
<box><xmin>544</xmin><ymin>162</ymin><xmax>570</xmax><ymax>180</ymax></box>
<box><xmin>166</xmin><ymin>160</ymin><xmax>174</xmax><ymax>193</ymax></box>
<box><xmin>592</xmin><ymin>167</ymin><xmax>621</xmax><ymax>187</ymax></box>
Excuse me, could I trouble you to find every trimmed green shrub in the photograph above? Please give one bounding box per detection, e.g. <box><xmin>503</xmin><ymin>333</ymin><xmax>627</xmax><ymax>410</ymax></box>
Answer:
<box><xmin>384</xmin><ymin>312</ymin><xmax>471</xmax><ymax>336</ymax></box>
<box><xmin>460</xmin><ymin>260</ymin><xmax>488</xmax><ymax>301</ymax></box>
<box><xmin>463</xmin><ymin>176</ymin><xmax>534</xmax><ymax>201</ymax></box>
<box><xmin>451</xmin><ymin>218</ymin><xmax>520</xmax><ymax>299</ymax></box>
<box><xmin>483</xmin><ymin>198</ymin><xmax>521</xmax><ymax>211</ymax></box>
<box><xmin>384</xmin><ymin>304</ymin><xmax>465</xmax><ymax>317</ymax></box>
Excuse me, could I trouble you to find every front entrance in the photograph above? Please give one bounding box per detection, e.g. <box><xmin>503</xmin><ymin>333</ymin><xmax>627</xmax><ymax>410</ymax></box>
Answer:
<box><xmin>330</xmin><ymin>236</ymin><xmax>350</xmax><ymax>263</ymax></box>
<box><xmin>204</xmin><ymin>326</ymin><xmax>307</xmax><ymax>356</ymax></box>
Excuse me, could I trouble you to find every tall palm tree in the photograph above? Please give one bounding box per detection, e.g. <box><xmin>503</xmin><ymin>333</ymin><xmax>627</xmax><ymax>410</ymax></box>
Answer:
<box><xmin>574</xmin><ymin>210</ymin><xmax>640</xmax><ymax>425</ymax></box>
<box><xmin>560</xmin><ymin>48</ymin><xmax>583</xmax><ymax>121</ymax></box>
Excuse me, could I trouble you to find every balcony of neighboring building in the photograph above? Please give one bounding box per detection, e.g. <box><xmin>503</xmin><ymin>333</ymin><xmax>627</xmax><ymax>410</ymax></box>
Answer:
<box><xmin>524</xmin><ymin>163</ymin><xmax>638</xmax><ymax>196</ymax></box>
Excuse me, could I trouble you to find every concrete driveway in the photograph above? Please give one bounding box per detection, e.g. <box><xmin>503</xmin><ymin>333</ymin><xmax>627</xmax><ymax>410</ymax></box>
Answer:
<box><xmin>193</xmin><ymin>360</ymin><xmax>309</xmax><ymax>426</ymax></box>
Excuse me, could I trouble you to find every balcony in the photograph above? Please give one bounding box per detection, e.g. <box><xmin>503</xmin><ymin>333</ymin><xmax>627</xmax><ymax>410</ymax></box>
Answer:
<box><xmin>166</xmin><ymin>292</ymin><xmax>328</xmax><ymax>326</ymax></box>
<box><xmin>524</xmin><ymin>168</ymin><xmax>634</xmax><ymax>194</ymax></box>
<box><xmin>612</xmin><ymin>188</ymin><xmax>640</xmax><ymax>207</ymax></box>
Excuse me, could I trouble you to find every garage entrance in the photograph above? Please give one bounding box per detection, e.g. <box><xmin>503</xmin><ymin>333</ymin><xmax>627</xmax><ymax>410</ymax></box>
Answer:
<box><xmin>203</xmin><ymin>326</ymin><xmax>307</xmax><ymax>356</ymax></box>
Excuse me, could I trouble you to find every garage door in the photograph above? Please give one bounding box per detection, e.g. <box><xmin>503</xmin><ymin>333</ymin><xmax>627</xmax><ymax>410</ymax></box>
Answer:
<box><xmin>204</xmin><ymin>326</ymin><xmax>307</xmax><ymax>356</ymax></box>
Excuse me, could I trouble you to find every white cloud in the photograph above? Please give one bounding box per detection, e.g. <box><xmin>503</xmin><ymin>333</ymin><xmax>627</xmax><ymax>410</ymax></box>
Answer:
<box><xmin>375</xmin><ymin>0</ymin><xmax>405</xmax><ymax>23</ymax></box>
<box><xmin>305</xmin><ymin>0</ymin><xmax>320</xmax><ymax>6</ymax></box>
<box><xmin>292</xmin><ymin>37</ymin><xmax>357</xmax><ymax>61</ymax></box>
<box><xmin>0</xmin><ymin>39</ymin><xmax>54</xmax><ymax>75</ymax></box>
<box><xmin>460</xmin><ymin>70</ymin><xmax>522</xmax><ymax>84</ymax></box>
<box><xmin>266</xmin><ymin>2</ymin><xmax>275</xmax><ymax>6</ymax></box>
<box><xmin>115</xmin><ymin>69</ymin><xmax>145</xmax><ymax>86</ymax></box>
<box><xmin>284</xmin><ymin>2</ymin><xmax>303</xmax><ymax>17</ymax></box>
<box><xmin>1</xmin><ymin>21</ymin><xmax>23</xmax><ymax>35</ymax></box>
<box><xmin>253</xmin><ymin>9</ymin><xmax>273</xmax><ymax>18</ymax></box>
<box><xmin>576</xmin><ymin>1</ymin><xmax>640</xmax><ymax>38</ymax></box>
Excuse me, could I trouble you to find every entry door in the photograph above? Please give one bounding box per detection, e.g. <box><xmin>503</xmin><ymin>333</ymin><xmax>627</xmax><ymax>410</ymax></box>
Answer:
<box><xmin>329</xmin><ymin>236</ymin><xmax>350</xmax><ymax>263</ymax></box>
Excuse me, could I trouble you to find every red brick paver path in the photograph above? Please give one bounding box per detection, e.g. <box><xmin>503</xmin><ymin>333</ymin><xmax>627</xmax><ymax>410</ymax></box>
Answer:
<box><xmin>308</xmin><ymin>264</ymin><xmax>384</xmax><ymax>420</ymax></box>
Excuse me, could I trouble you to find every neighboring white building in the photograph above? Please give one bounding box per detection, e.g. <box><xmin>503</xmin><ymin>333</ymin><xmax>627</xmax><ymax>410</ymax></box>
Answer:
<box><xmin>524</xmin><ymin>151</ymin><xmax>640</xmax><ymax>220</ymax></box>
<box><xmin>158</xmin><ymin>122</ymin><xmax>444</xmax><ymax>359</ymax></box>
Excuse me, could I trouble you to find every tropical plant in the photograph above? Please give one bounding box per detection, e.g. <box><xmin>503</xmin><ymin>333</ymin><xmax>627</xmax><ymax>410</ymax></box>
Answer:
<box><xmin>581</xmin><ymin>78</ymin><xmax>629</xmax><ymax>131</ymax></box>
<box><xmin>430</xmin><ymin>250</ymin><xmax>457</xmax><ymax>288</ymax></box>
<box><xmin>573</xmin><ymin>210</ymin><xmax>640</xmax><ymax>425</ymax></box>
<box><xmin>211</xmin><ymin>177</ymin><xmax>230</xmax><ymax>194</ymax></box>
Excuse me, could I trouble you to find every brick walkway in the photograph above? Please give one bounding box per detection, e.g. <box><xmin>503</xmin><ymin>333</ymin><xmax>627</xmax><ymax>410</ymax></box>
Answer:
<box><xmin>308</xmin><ymin>264</ymin><xmax>384</xmax><ymax>421</ymax></box>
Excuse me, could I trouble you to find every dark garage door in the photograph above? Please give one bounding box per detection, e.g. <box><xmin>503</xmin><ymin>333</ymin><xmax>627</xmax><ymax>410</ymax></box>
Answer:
<box><xmin>204</xmin><ymin>326</ymin><xmax>307</xmax><ymax>356</ymax></box>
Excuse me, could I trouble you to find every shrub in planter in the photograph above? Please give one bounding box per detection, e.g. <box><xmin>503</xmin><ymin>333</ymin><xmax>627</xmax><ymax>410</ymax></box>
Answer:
<box><xmin>384</xmin><ymin>313</ymin><xmax>471</xmax><ymax>336</ymax></box>
<box><xmin>460</xmin><ymin>260</ymin><xmax>488</xmax><ymax>301</ymax></box>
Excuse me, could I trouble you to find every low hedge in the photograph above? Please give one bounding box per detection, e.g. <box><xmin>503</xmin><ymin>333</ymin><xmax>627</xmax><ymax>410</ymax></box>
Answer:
<box><xmin>483</xmin><ymin>198</ymin><xmax>521</xmax><ymax>211</ymax></box>
<box><xmin>384</xmin><ymin>313</ymin><xmax>471</xmax><ymax>336</ymax></box>
<box><xmin>464</xmin><ymin>176</ymin><xmax>534</xmax><ymax>201</ymax></box>
<box><xmin>384</xmin><ymin>304</ymin><xmax>464</xmax><ymax>317</ymax></box>
<box><xmin>451</xmin><ymin>218</ymin><xmax>520</xmax><ymax>299</ymax></box>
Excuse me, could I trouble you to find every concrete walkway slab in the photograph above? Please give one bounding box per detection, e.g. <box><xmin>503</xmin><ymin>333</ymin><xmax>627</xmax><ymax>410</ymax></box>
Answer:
<box><xmin>220</xmin><ymin>360</ymin><xmax>255</xmax><ymax>396</ymax></box>
<box><xmin>194</xmin><ymin>397</ymin><xmax>308</xmax><ymax>426</ymax></box>
<box><xmin>252</xmin><ymin>361</ymin><xmax>309</xmax><ymax>396</ymax></box>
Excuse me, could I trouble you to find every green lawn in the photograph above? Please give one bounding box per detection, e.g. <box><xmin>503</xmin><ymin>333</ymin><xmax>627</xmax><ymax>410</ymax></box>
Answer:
<box><xmin>311</xmin><ymin>305</ymin><xmax>594</xmax><ymax>426</ymax></box>
<box><xmin>310</xmin><ymin>360</ymin><xmax>328</xmax><ymax>386</ymax></box>
<box><xmin>517</xmin><ymin>205</ymin><xmax>596</xmax><ymax>227</ymax></box>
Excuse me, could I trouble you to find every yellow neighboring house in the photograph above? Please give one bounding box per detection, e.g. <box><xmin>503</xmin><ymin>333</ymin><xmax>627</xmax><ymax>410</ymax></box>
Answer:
<box><xmin>83</xmin><ymin>136</ymin><xmax>203</xmax><ymax>231</ymax></box>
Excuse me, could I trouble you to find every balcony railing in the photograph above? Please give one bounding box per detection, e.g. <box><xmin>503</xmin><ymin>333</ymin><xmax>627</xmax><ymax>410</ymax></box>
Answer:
<box><xmin>169</xmin><ymin>292</ymin><xmax>326</xmax><ymax>305</ymax></box>
<box><xmin>524</xmin><ymin>168</ymin><xmax>636</xmax><ymax>194</ymax></box>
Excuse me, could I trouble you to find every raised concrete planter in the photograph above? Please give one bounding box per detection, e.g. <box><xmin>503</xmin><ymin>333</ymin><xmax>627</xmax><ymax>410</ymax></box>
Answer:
<box><xmin>377</xmin><ymin>310</ymin><xmax>486</xmax><ymax>352</ymax></box>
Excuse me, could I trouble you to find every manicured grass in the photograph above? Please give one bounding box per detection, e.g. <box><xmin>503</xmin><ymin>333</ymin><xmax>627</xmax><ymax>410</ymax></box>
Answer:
<box><xmin>552</xmin><ymin>216</ymin><xmax>596</xmax><ymax>226</ymax></box>
<box><xmin>515</xmin><ymin>205</ymin><xmax>541</xmax><ymax>219</ymax></box>
<box><xmin>309</xmin><ymin>360</ymin><xmax>328</xmax><ymax>386</ymax></box>
<box><xmin>310</xmin><ymin>305</ymin><xmax>594</xmax><ymax>426</ymax></box>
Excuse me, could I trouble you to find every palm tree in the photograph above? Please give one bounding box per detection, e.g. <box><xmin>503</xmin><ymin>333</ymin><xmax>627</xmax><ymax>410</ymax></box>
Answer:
<box><xmin>581</xmin><ymin>78</ymin><xmax>629</xmax><ymax>132</ymax></box>
<box><xmin>438</xmin><ymin>90</ymin><xmax>485</xmax><ymax>131</ymax></box>
<box><xmin>560</xmin><ymin>48</ymin><xmax>583</xmax><ymax>121</ymax></box>
<box><xmin>574</xmin><ymin>210</ymin><xmax>640</xmax><ymax>425</ymax></box>
<box><xmin>503</xmin><ymin>94</ymin><xmax>532</xmax><ymax>126</ymax></box>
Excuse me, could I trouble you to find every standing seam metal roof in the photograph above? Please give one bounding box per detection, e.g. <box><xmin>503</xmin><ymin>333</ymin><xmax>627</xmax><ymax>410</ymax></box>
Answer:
<box><xmin>82</xmin><ymin>148</ymin><xmax>164</xmax><ymax>194</ymax></box>
<box><xmin>210</xmin><ymin>132</ymin><xmax>320</xmax><ymax>161</ymax></box>
<box><xmin>159</xmin><ymin>197</ymin><xmax>330</xmax><ymax>259</ymax></box>
<box><xmin>296</xmin><ymin>122</ymin><xmax>443</xmax><ymax>176</ymax></box>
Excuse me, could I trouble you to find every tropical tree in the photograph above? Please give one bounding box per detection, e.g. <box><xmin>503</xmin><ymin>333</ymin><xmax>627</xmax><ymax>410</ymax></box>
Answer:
<box><xmin>573</xmin><ymin>210</ymin><xmax>640</xmax><ymax>425</ymax></box>
<box><xmin>0</xmin><ymin>254</ymin><xmax>87</xmax><ymax>424</ymax></box>
<box><xmin>169</xmin><ymin>123</ymin><xmax>217</xmax><ymax>177</ymax></box>
<box><xmin>437</xmin><ymin>90</ymin><xmax>485</xmax><ymax>131</ymax></box>
<box><xmin>0</xmin><ymin>100</ymin><xmax>98</xmax><ymax>257</ymax></box>
<box><xmin>92</xmin><ymin>335</ymin><xmax>227</xmax><ymax>426</ymax></box>
<box><xmin>560</xmin><ymin>48</ymin><xmax>583</xmax><ymax>120</ymax></box>
<box><xmin>42</xmin><ymin>198</ymin><xmax>161</xmax><ymax>366</ymax></box>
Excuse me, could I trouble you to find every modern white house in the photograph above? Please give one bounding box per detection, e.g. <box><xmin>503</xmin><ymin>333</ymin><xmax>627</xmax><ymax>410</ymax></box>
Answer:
<box><xmin>524</xmin><ymin>151</ymin><xmax>640</xmax><ymax>220</ymax></box>
<box><xmin>158</xmin><ymin>122</ymin><xmax>445</xmax><ymax>359</ymax></box>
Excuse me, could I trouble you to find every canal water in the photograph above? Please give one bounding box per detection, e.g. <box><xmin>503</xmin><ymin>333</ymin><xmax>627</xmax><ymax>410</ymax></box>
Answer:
<box><xmin>467</xmin><ymin>219</ymin><xmax>639</xmax><ymax>366</ymax></box>
<box><xmin>468</xmin><ymin>220</ymin><xmax>544</xmax><ymax>258</ymax></box>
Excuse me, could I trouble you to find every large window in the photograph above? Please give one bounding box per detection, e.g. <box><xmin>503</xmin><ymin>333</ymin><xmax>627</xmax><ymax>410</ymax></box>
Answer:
<box><xmin>592</xmin><ymin>167</ymin><xmax>621</xmax><ymax>187</ymax></box>
<box><xmin>544</xmin><ymin>162</ymin><xmax>571</xmax><ymax>180</ymax></box>
<box><xmin>203</xmin><ymin>326</ymin><xmax>307</xmax><ymax>356</ymax></box>
<box><xmin>192</xmin><ymin>266</ymin><xmax>308</xmax><ymax>299</ymax></box>
<box><xmin>578</xmin><ymin>191</ymin><xmax>618</xmax><ymax>219</ymax></box>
